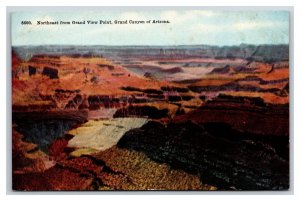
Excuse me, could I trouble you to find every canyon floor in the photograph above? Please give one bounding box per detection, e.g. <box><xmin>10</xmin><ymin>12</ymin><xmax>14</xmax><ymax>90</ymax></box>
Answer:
<box><xmin>12</xmin><ymin>45</ymin><xmax>289</xmax><ymax>190</ymax></box>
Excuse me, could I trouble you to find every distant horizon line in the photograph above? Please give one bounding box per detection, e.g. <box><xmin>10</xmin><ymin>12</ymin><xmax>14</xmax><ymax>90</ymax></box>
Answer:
<box><xmin>12</xmin><ymin>43</ymin><xmax>289</xmax><ymax>48</ymax></box>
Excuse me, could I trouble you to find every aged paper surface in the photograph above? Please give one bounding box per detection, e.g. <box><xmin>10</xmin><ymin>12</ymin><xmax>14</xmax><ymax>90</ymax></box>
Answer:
<box><xmin>11</xmin><ymin>9</ymin><xmax>289</xmax><ymax>191</ymax></box>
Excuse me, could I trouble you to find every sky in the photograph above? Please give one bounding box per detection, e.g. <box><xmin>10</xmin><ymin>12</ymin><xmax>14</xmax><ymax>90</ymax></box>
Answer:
<box><xmin>11</xmin><ymin>9</ymin><xmax>290</xmax><ymax>46</ymax></box>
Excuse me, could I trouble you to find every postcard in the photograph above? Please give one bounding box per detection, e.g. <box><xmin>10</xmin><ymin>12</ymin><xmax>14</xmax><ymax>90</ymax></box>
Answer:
<box><xmin>11</xmin><ymin>9</ymin><xmax>290</xmax><ymax>191</ymax></box>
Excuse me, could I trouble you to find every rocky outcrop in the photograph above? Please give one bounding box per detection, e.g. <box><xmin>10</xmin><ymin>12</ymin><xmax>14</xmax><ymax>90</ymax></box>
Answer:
<box><xmin>52</xmin><ymin>89</ymin><xmax>81</xmax><ymax>109</ymax></box>
<box><xmin>13</xmin><ymin>146</ymin><xmax>216</xmax><ymax>191</ymax></box>
<box><xmin>87</xmin><ymin>95</ymin><xmax>122</xmax><ymax>110</ymax></box>
<box><xmin>188</xmin><ymin>82</ymin><xmax>281</xmax><ymax>94</ymax></box>
<box><xmin>12</xmin><ymin>102</ymin><xmax>57</xmax><ymax>112</ymax></box>
<box><xmin>117</xmin><ymin>120</ymin><xmax>289</xmax><ymax>190</ymax></box>
<box><xmin>28</xmin><ymin>66</ymin><xmax>37</xmax><ymax>76</ymax></box>
<box><xmin>121</xmin><ymin>86</ymin><xmax>163</xmax><ymax>95</ymax></box>
<box><xmin>65</xmin><ymin>94</ymin><xmax>83</xmax><ymax>109</ymax></box>
<box><xmin>13</xmin><ymin>164</ymin><xmax>94</xmax><ymax>190</ymax></box>
<box><xmin>167</xmin><ymin>95</ymin><xmax>182</xmax><ymax>102</ymax></box>
<box><xmin>161</xmin><ymin>67</ymin><xmax>183</xmax><ymax>74</ymax></box>
<box><xmin>161</xmin><ymin>86</ymin><xmax>190</xmax><ymax>93</ymax></box>
<box><xmin>42</xmin><ymin>67</ymin><xmax>58</xmax><ymax>79</ymax></box>
<box><xmin>281</xmin><ymin>83</ymin><xmax>289</xmax><ymax>96</ymax></box>
<box><xmin>175</xmin><ymin>95</ymin><xmax>288</xmax><ymax>136</ymax></box>
<box><xmin>13</xmin><ymin>110</ymin><xmax>88</xmax><ymax>123</ymax></box>
<box><xmin>114</xmin><ymin>105</ymin><xmax>168</xmax><ymax>119</ymax></box>
<box><xmin>12</xmin><ymin>127</ymin><xmax>55</xmax><ymax>174</ymax></box>
<box><xmin>97</xmin><ymin>64</ymin><xmax>114</xmax><ymax>70</ymax></box>
<box><xmin>209</xmin><ymin>65</ymin><xmax>231</xmax><ymax>74</ymax></box>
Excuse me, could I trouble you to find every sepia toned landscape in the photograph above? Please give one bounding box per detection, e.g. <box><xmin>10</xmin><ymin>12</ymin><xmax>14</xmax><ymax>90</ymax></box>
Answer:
<box><xmin>12</xmin><ymin>44</ymin><xmax>289</xmax><ymax>190</ymax></box>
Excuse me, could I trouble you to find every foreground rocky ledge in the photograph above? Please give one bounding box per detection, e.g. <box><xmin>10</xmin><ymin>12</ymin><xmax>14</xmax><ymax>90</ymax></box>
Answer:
<box><xmin>117</xmin><ymin>120</ymin><xmax>289</xmax><ymax>190</ymax></box>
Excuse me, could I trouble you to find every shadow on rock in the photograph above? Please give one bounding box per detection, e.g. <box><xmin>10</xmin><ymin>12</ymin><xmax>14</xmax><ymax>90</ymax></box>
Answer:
<box><xmin>117</xmin><ymin>120</ymin><xmax>289</xmax><ymax>190</ymax></box>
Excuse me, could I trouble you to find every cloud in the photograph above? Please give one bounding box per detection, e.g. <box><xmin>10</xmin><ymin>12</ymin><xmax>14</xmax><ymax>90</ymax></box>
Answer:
<box><xmin>188</xmin><ymin>10</ymin><xmax>218</xmax><ymax>17</ymax></box>
<box><xmin>232</xmin><ymin>21</ymin><xmax>285</xmax><ymax>30</ymax></box>
<box><xmin>160</xmin><ymin>10</ymin><xmax>218</xmax><ymax>25</ymax></box>
<box><xmin>118</xmin><ymin>12</ymin><xmax>147</xmax><ymax>21</ymax></box>
<box><xmin>190</xmin><ymin>20</ymin><xmax>286</xmax><ymax>35</ymax></box>
<box><xmin>191</xmin><ymin>24</ymin><xmax>223</xmax><ymax>33</ymax></box>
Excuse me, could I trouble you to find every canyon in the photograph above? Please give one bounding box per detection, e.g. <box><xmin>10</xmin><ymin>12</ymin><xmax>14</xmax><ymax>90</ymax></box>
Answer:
<box><xmin>12</xmin><ymin>45</ymin><xmax>289</xmax><ymax>190</ymax></box>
